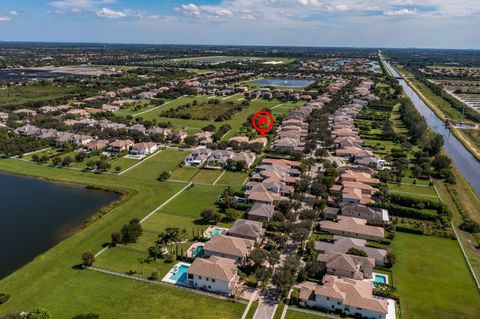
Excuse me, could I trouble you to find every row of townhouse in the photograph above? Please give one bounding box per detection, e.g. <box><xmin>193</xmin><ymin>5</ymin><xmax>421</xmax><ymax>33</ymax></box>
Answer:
<box><xmin>182</xmin><ymin>71</ymin><xmax>254</xmax><ymax>96</ymax></box>
<box><xmin>271</xmin><ymin>101</ymin><xmax>323</xmax><ymax>152</ymax></box>
<box><xmin>14</xmin><ymin>125</ymin><xmax>93</xmax><ymax>147</ymax></box>
<box><xmin>184</xmin><ymin>149</ymin><xmax>256</xmax><ymax>169</ymax></box>
<box><xmin>14</xmin><ymin>121</ymin><xmax>188</xmax><ymax>151</ymax></box>
<box><xmin>186</xmin><ymin>219</ymin><xmax>266</xmax><ymax>295</ymax></box>
<box><xmin>298</xmin><ymin>80</ymin><xmax>392</xmax><ymax>319</ymax></box>
<box><xmin>331</xmin><ymin>89</ymin><xmax>387</xmax><ymax>170</ymax></box>
<box><xmin>184</xmin><ymin>96</ymin><xmax>316</xmax><ymax>296</ymax></box>
<box><xmin>244</xmin><ymin>158</ymin><xmax>302</xmax><ymax>206</ymax></box>
<box><xmin>14</xmin><ymin>124</ymin><xmax>160</xmax><ymax>156</ymax></box>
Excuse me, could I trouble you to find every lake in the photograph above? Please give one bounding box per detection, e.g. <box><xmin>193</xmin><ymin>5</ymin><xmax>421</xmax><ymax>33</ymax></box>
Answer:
<box><xmin>0</xmin><ymin>172</ymin><xmax>119</xmax><ymax>279</ymax></box>
<box><xmin>383</xmin><ymin>59</ymin><xmax>480</xmax><ymax>196</ymax></box>
<box><xmin>0</xmin><ymin>68</ymin><xmax>88</xmax><ymax>82</ymax></box>
<box><xmin>253</xmin><ymin>78</ymin><xmax>315</xmax><ymax>87</ymax></box>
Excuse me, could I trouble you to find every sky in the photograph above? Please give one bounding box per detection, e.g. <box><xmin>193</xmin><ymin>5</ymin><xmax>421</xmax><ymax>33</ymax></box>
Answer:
<box><xmin>0</xmin><ymin>0</ymin><xmax>479</xmax><ymax>49</ymax></box>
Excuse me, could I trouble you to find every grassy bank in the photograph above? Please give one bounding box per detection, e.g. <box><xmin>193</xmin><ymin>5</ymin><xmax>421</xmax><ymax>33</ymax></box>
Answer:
<box><xmin>394</xmin><ymin>65</ymin><xmax>480</xmax><ymax>162</ymax></box>
<box><xmin>391</xmin><ymin>232</ymin><xmax>480</xmax><ymax>318</ymax></box>
<box><xmin>0</xmin><ymin>150</ymin><xmax>246</xmax><ymax>318</ymax></box>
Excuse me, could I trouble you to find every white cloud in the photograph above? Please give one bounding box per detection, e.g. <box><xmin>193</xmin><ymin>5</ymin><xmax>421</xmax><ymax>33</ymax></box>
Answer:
<box><xmin>49</xmin><ymin>0</ymin><xmax>117</xmax><ymax>13</ymax></box>
<box><xmin>96</xmin><ymin>7</ymin><xmax>126</xmax><ymax>19</ymax></box>
<box><xmin>297</xmin><ymin>0</ymin><xmax>322</xmax><ymax>7</ymax></box>
<box><xmin>0</xmin><ymin>16</ymin><xmax>11</xmax><ymax>21</ymax></box>
<box><xmin>335</xmin><ymin>4</ymin><xmax>349</xmax><ymax>11</ymax></box>
<box><xmin>384</xmin><ymin>8</ymin><xmax>417</xmax><ymax>16</ymax></box>
<box><xmin>9</xmin><ymin>11</ymin><xmax>18</xmax><ymax>16</ymax></box>
<box><xmin>178</xmin><ymin>4</ymin><xmax>202</xmax><ymax>17</ymax></box>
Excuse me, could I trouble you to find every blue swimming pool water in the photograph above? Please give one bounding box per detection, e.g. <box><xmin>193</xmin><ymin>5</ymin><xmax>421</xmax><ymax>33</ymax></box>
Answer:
<box><xmin>169</xmin><ymin>264</ymin><xmax>190</xmax><ymax>283</ymax></box>
<box><xmin>192</xmin><ymin>246</ymin><xmax>204</xmax><ymax>257</ymax></box>
<box><xmin>209</xmin><ymin>228</ymin><xmax>226</xmax><ymax>238</ymax></box>
<box><xmin>253</xmin><ymin>78</ymin><xmax>315</xmax><ymax>87</ymax></box>
<box><xmin>374</xmin><ymin>274</ymin><xmax>387</xmax><ymax>284</ymax></box>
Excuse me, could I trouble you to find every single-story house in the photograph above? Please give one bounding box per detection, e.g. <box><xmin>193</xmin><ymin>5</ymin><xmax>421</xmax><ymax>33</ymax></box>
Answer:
<box><xmin>84</xmin><ymin>139</ymin><xmax>110</xmax><ymax>152</ymax></box>
<box><xmin>185</xmin><ymin>149</ymin><xmax>211</xmax><ymax>167</ymax></box>
<box><xmin>340</xmin><ymin>204</ymin><xmax>389</xmax><ymax>224</ymax></box>
<box><xmin>317</xmin><ymin>251</ymin><xmax>375</xmax><ymax>280</ymax></box>
<box><xmin>320</xmin><ymin>217</ymin><xmax>385</xmax><ymax>241</ymax></box>
<box><xmin>247</xmin><ymin>203</ymin><xmax>275</xmax><ymax>222</ymax></box>
<box><xmin>227</xmin><ymin>219</ymin><xmax>265</xmax><ymax>243</ymax></box>
<box><xmin>315</xmin><ymin>236</ymin><xmax>387</xmax><ymax>267</ymax></box>
<box><xmin>298</xmin><ymin>276</ymin><xmax>388</xmax><ymax>319</ymax></box>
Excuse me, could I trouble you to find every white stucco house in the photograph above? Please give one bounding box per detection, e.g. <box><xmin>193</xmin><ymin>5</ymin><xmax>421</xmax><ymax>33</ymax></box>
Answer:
<box><xmin>187</xmin><ymin>256</ymin><xmax>238</xmax><ymax>295</ymax></box>
<box><xmin>130</xmin><ymin>142</ymin><xmax>158</xmax><ymax>156</ymax></box>
<box><xmin>298</xmin><ymin>276</ymin><xmax>389</xmax><ymax>319</ymax></box>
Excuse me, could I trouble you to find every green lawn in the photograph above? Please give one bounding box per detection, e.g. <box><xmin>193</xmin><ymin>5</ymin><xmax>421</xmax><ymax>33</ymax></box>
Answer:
<box><xmin>160</xmin><ymin>100</ymin><xmax>241</xmax><ymax>121</ymax></box>
<box><xmin>170</xmin><ymin>166</ymin><xmax>199</xmax><ymax>181</ymax></box>
<box><xmin>0</xmin><ymin>83</ymin><xmax>86</xmax><ymax>110</ymax></box>
<box><xmin>160</xmin><ymin>184</ymin><xmax>223</xmax><ymax>218</ymax></box>
<box><xmin>387</xmin><ymin>183</ymin><xmax>439</xmax><ymax>199</ymax></box>
<box><xmin>217</xmin><ymin>171</ymin><xmax>249</xmax><ymax>186</ymax></box>
<box><xmin>190</xmin><ymin>169</ymin><xmax>223</xmax><ymax>184</ymax></box>
<box><xmin>95</xmin><ymin>239</ymin><xmax>193</xmax><ymax>279</ymax></box>
<box><xmin>0</xmin><ymin>150</ymin><xmax>243</xmax><ymax>318</ymax></box>
<box><xmin>136</xmin><ymin>96</ymin><xmax>285</xmax><ymax>140</ymax></box>
<box><xmin>391</xmin><ymin>232</ymin><xmax>480</xmax><ymax>319</ymax></box>
<box><xmin>286</xmin><ymin>309</ymin><xmax>331</xmax><ymax>319</ymax></box>
<box><xmin>244</xmin><ymin>301</ymin><xmax>259</xmax><ymax>319</ymax></box>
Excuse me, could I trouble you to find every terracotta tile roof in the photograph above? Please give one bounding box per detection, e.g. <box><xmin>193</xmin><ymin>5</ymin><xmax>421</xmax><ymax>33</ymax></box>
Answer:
<box><xmin>341</xmin><ymin>170</ymin><xmax>380</xmax><ymax>184</ymax></box>
<box><xmin>317</xmin><ymin>251</ymin><xmax>374</xmax><ymax>276</ymax></box>
<box><xmin>109</xmin><ymin>139</ymin><xmax>134</xmax><ymax>148</ymax></box>
<box><xmin>187</xmin><ymin>256</ymin><xmax>237</xmax><ymax>281</ymax></box>
<box><xmin>228</xmin><ymin>219</ymin><xmax>264</xmax><ymax>239</ymax></box>
<box><xmin>203</xmin><ymin>235</ymin><xmax>254</xmax><ymax>258</ymax></box>
<box><xmin>247</xmin><ymin>203</ymin><xmax>275</xmax><ymax>219</ymax></box>
<box><xmin>320</xmin><ymin>217</ymin><xmax>384</xmax><ymax>238</ymax></box>
<box><xmin>298</xmin><ymin>276</ymin><xmax>388</xmax><ymax>314</ymax></box>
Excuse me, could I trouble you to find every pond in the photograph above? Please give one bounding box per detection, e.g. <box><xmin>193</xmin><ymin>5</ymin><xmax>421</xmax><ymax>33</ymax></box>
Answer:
<box><xmin>253</xmin><ymin>78</ymin><xmax>315</xmax><ymax>87</ymax></box>
<box><xmin>0</xmin><ymin>172</ymin><xmax>119</xmax><ymax>278</ymax></box>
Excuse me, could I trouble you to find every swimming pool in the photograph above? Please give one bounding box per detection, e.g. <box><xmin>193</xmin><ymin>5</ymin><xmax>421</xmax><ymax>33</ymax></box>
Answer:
<box><xmin>211</xmin><ymin>228</ymin><xmax>226</xmax><ymax>236</ymax></box>
<box><xmin>192</xmin><ymin>246</ymin><xmax>204</xmax><ymax>258</ymax></box>
<box><xmin>168</xmin><ymin>264</ymin><xmax>190</xmax><ymax>284</ymax></box>
<box><xmin>374</xmin><ymin>274</ymin><xmax>388</xmax><ymax>284</ymax></box>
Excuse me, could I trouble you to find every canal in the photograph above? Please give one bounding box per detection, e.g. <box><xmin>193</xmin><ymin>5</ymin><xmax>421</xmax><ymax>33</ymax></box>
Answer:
<box><xmin>383</xmin><ymin>59</ymin><xmax>480</xmax><ymax>196</ymax></box>
<box><xmin>0</xmin><ymin>172</ymin><xmax>119</xmax><ymax>279</ymax></box>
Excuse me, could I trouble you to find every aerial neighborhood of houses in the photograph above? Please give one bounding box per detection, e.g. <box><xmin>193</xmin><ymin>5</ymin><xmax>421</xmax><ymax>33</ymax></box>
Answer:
<box><xmin>1</xmin><ymin>55</ymin><xmax>428</xmax><ymax>319</ymax></box>
<box><xmin>155</xmin><ymin>77</ymin><xmax>396</xmax><ymax>319</ymax></box>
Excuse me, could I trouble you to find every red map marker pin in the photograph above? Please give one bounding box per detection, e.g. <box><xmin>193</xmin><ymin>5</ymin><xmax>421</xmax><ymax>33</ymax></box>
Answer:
<box><xmin>252</xmin><ymin>110</ymin><xmax>274</xmax><ymax>137</ymax></box>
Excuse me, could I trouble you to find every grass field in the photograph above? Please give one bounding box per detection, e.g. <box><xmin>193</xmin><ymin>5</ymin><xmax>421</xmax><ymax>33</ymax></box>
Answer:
<box><xmin>160</xmin><ymin>100</ymin><xmax>240</xmax><ymax>121</ymax></box>
<box><xmin>391</xmin><ymin>232</ymin><xmax>480</xmax><ymax>319</ymax></box>
<box><xmin>94</xmin><ymin>183</ymin><xmax>234</xmax><ymax>281</ymax></box>
<box><xmin>0</xmin><ymin>149</ymin><xmax>245</xmax><ymax>318</ymax></box>
<box><xmin>285</xmin><ymin>309</ymin><xmax>331</xmax><ymax>319</ymax></box>
<box><xmin>189</xmin><ymin>169</ymin><xmax>223</xmax><ymax>184</ymax></box>
<box><xmin>0</xmin><ymin>83</ymin><xmax>86</xmax><ymax>110</ymax></box>
<box><xmin>387</xmin><ymin>183</ymin><xmax>439</xmax><ymax>199</ymax></box>
<box><xmin>134</xmin><ymin>95</ymin><xmax>300</xmax><ymax>140</ymax></box>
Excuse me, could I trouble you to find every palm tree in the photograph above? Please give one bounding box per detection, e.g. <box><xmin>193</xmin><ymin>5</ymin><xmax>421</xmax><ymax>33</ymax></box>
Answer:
<box><xmin>138</xmin><ymin>257</ymin><xmax>145</xmax><ymax>274</ymax></box>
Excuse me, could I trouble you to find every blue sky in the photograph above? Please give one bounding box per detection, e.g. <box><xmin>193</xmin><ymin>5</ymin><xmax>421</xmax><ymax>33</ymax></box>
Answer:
<box><xmin>0</xmin><ymin>0</ymin><xmax>479</xmax><ymax>49</ymax></box>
